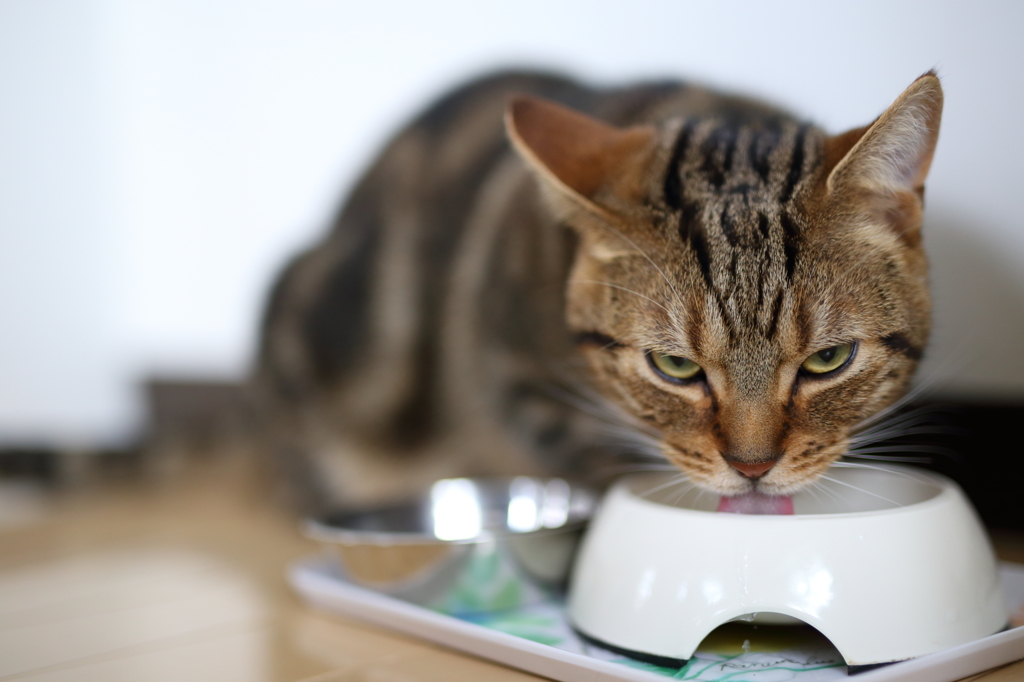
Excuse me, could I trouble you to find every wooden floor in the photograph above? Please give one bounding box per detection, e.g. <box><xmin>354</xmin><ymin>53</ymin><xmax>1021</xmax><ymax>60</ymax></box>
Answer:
<box><xmin>0</xmin><ymin>448</ymin><xmax>1021</xmax><ymax>682</ymax></box>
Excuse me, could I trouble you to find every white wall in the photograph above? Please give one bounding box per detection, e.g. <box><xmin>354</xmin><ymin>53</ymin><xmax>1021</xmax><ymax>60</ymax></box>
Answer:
<box><xmin>0</xmin><ymin>1</ymin><xmax>130</xmax><ymax>444</ymax></box>
<box><xmin>2</xmin><ymin>0</ymin><xmax>1023</xmax><ymax>446</ymax></box>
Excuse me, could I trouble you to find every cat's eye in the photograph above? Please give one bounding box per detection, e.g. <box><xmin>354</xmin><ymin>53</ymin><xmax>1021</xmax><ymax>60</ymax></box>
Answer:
<box><xmin>801</xmin><ymin>343</ymin><xmax>854</xmax><ymax>375</ymax></box>
<box><xmin>649</xmin><ymin>352</ymin><xmax>703</xmax><ymax>382</ymax></box>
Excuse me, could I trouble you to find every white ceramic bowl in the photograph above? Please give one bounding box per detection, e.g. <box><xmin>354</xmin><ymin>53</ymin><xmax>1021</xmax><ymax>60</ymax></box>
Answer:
<box><xmin>568</xmin><ymin>466</ymin><xmax>1007</xmax><ymax>668</ymax></box>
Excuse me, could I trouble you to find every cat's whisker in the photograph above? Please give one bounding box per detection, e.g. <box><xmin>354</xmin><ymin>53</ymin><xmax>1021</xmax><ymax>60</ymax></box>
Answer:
<box><xmin>598</xmin><ymin>459</ymin><xmax>675</xmax><ymax>469</ymax></box>
<box><xmin>847</xmin><ymin>440</ymin><xmax>958</xmax><ymax>462</ymax></box>
<box><xmin>831</xmin><ymin>461</ymin><xmax>929</xmax><ymax>477</ymax></box>
<box><xmin>817</xmin><ymin>473</ymin><xmax>904</xmax><ymax>507</ymax></box>
<box><xmin>841</xmin><ymin>453</ymin><xmax>932</xmax><ymax>464</ymax></box>
<box><xmin>847</xmin><ymin>419</ymin><xmax>958</xmax><ymax>440</ymax></box>
<box><xmin>850</xmin><ymin>376</ymin><xmax>944</xmax><ymax>433</ymax></box>
<box><xmin>543</xmin><ymin>365</ymin><xmax>662</xmax><ymax>438</ymax></box>
<box><xmin>687</xmin><ymin>486</ymin><xmax>709</xmax><ymax>509</ymax></box>
<box><xmin>850</xmin><ymin>399</ymin><xmax>913</xmax><ymax>435</ymax></box>
<box><xmin>588</xmin><ymin>213</ymin><xmax>687</xmax><ymax>313</ymax></box>
<box><xmin>669</xmin><ymin>483</ymin><xmax>693</xmax><ymax>507</ymax></box>
<box><xmin>682</xmin><ymin>483</ymin><xmax>703</xmax><ymax>507</ymax></box>
<box><xmin>846</xmin><ymin>443</ymin><xmax>960</xmax><ymax>459</ymax></box>
<box><xmin>597</xmin><ymin>421</ymin><xmax>663</xmax><ymax>445</ymax></box>
<box><xmin>801</xmin><ymin>481</ymin><xmax>827</xmax><ymax>507</ymax></box>
<box><xmin>615</xmin><ymin>448</ymin><xmax>670</xmax><ymax>462</ymax></box>
<box><xmin>848</xmin><ymin>424</ymin><xmax>962</xmax><ymax>446</ymax></box>
<box><xmin>852</xmin><ymin>332</ymin><xmax>973</xmax><ymax>434</ymax></box>
<box><xmin>567</xmin><ymin>279</ymin><xmax>672</xmax><ymax>315</ymax></box>
<box><xmin>536</xmin><ymin>376</ymin><xmax>665</xmax><ymax>463</ymax></box>
<box><xmin>829</xmin><ymin>461</ymin><xmax>939</xmax><ymax>485</ymax></box>
<box><xmin>596</xmin><ymin>462</ymin><xmax>678</xmax><ymax>477</ymax></box>
<box><xmin>605</xmin><ymin>421</ymin><xmax>663</xmax><ymax>447</ymax></box>
<box><xmin>598</xmin><ymin>435</ymin><xmax>667</xmax><ymax>466</ymax></box>
<box><xmin>537</xmin><ymin>377</ymin><xmax>616</xmax><ymax>418</ymax></box>
<box><xmin>638</xmin><ymin>473</ymin><xmax>690</xmax><ymax>499</ymax></box>
<box><xmin>812</xmin><ymin>483</ymin><xmax>840</xmax><ymax>508</ymax></box>
<box><xmin>850</xmin><ymin>403</ymin><xmax>952</xmax><ymax>439</ymax></box>
<box><xmin>851</xmin><ymin>409</ymin><xmax>949</xmax><ymax>437</ymax></box>
<box><xmin>811</xmin><ymin>479</ymin><xmax>848</xmax><ymax>510</ymax></box>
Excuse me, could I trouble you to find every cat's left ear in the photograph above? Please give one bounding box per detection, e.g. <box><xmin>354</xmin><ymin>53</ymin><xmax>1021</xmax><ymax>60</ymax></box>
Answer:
<box><xmin>825</xmin><ymin>72</ymin><xmax>943</xmax><ymax>238</ymax></box>
<box><xmin>505</xmin><ymin>95</ymin><xmax>660</xmax><ymax>218</ymax></box>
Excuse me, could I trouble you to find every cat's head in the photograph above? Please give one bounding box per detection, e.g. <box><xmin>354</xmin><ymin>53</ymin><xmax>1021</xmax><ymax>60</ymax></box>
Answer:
<box><xmin>507</xmin><ymin>73</ymin><xmax>942</xmax><ymax>496</ymax></box>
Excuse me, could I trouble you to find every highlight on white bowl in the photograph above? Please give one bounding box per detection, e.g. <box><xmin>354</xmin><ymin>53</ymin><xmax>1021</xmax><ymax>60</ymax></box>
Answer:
<box><xmin>568</xmin><ymin>465</ymin><xmax>1007</xmax><ymax>668</ymax></box>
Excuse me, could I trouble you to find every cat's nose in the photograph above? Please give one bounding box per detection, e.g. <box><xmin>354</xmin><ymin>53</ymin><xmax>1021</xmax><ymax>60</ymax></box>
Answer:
<box><xmin>727</xmin><ymin>459</ymin><xmax>778</xmax><ymax>479</ymax></box>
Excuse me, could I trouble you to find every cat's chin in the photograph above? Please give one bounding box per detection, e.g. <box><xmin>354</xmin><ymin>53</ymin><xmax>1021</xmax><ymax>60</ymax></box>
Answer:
<box><xmin>682</xmin><ymin>475</ymin><xmax>796</xmax><ymax>515</ymax></box>
<box><xmin>680</xmin><ymin>466</ymin><xmax>833</xmax><ymax>498</ymax></box>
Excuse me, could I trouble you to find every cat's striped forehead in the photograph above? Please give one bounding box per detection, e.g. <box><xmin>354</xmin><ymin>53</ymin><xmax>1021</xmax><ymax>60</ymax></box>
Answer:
<box><xmin>660</xmin><ymin>120</ymin><xmax>825</xmax><ymax>347</ymax></box>
<box><xmin>664</xmin><ymin>118</ymin><xmax>820</xmax><ymax>207</ymax></box>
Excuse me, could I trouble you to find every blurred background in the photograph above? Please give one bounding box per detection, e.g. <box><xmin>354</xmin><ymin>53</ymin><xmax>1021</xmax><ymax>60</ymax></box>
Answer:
<box><xmin>1</xmin><ymin>0</ymin><xmax>1023</xmax><ymax>485</ymax></box>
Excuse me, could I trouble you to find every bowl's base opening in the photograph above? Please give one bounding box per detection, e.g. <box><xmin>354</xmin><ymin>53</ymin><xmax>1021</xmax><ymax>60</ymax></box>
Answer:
<box><xmin>573</xmin><ymin>621</ymin><xmax>1009</xmax><ymax>675</ymax></box>
<box><xmin>572</xmin><ymin>623</ymin><xmax>918</xmax><ymax>676</ymax></box>
<box><xmin>571</xmin><ymin>625</ymin><xmax>688</xmax><ymax>670</ymax></box>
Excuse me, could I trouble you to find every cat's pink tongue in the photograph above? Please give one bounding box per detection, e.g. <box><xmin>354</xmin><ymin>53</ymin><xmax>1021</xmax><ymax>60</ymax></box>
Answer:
<box><xmin>717</xmin><ymin>492</ymin><xmax>794</xmax><ymax>515</ymax></box>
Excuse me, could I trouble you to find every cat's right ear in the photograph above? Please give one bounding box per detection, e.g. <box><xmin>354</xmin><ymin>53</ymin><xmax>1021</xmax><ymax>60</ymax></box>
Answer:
<box><xmin>505</xmin><ymin>95</ymin><xmax>659</xmax><ymax>220</ymax></box>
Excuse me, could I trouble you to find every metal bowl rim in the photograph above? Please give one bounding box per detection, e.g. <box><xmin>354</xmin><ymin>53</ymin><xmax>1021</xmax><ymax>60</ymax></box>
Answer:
<box><xmin>302</xmin><ymin>475</ymin><xmax>598</xmax><ymax>546</ymax></box>
<box><xmin>302</xmin><ymin>516</ymin><xmax>591</xmax><ymax>546</ymax></box>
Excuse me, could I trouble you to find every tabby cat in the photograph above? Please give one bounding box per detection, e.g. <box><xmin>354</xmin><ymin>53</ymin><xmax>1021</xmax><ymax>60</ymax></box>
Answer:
<box><xmin>256</xmin><ymin>70</ymin><xmax>942</xmax><ymax>510</ymax></box>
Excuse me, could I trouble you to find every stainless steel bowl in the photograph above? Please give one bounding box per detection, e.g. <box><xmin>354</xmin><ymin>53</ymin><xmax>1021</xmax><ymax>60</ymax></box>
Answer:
<box><xmin>304</xmin><ymin>477</ymin><xmax>597</xmax><ymax>614</ymax></box>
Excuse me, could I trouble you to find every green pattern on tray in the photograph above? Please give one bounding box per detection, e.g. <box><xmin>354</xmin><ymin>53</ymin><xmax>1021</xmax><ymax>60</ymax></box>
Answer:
<box><xmin>460</xmin><ymin>600</ymin><xmax>849</xmax><ymax>681</ymax></box>
<box><xmin>431</xmin><ymin>545</ymin><xmax>540</xmax><ymax>614</ymax></box>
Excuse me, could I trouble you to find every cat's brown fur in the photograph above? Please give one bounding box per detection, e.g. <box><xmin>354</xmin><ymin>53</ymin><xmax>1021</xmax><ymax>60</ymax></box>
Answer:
<box><xmin>256</xmin><ymin>71</ymin><xmax>942</xmax><ymax>509</ymax></box>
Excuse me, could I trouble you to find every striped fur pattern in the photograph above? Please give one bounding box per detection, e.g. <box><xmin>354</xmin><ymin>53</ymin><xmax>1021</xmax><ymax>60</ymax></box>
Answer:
<box><xmin>257</xmin><ymin>71</ymin><xmax>942</xmax><ymax>508</ymax></box>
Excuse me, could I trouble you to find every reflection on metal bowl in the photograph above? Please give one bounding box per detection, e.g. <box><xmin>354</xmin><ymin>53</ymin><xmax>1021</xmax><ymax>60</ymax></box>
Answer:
<box><xmin>304</xmin><ymin>477</ymin><xmax>597</xmax><ymax>614</ymax></box>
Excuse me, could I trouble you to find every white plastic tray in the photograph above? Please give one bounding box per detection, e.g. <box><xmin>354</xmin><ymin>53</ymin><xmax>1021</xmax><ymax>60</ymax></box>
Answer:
<box><xmin>289</xmin><ymin>558</ymin><xmax>1024</xmax><ymax>682</ymax></box>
